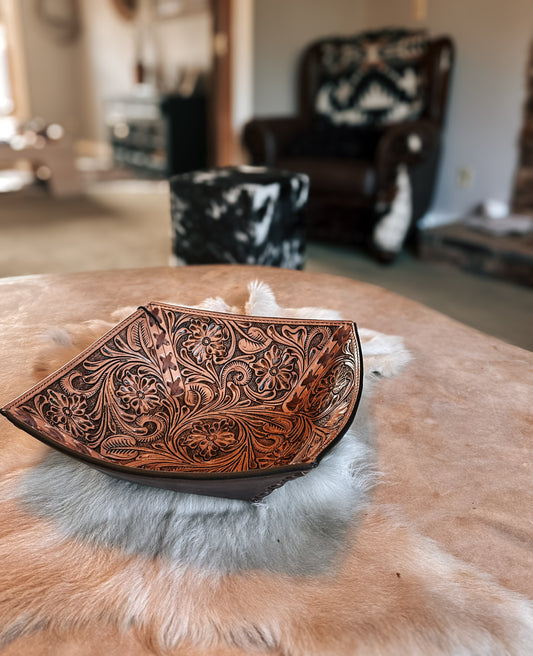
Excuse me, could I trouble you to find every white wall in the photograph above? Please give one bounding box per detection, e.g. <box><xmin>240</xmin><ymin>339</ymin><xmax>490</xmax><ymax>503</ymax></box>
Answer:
<box><xmin>253</xmin><ymin>0</ymin><xmax>367</xmax><ymax>116</ymax></box>
<box><xmin>17</xmin><ymin>0</ymin><xmax>83</xmax><ymax>134</ymax></box>
<box><xmin>252</xmin><ymin>0</ymin><xmax>533</xmax><ymax>220</ymax></box>
<box><xmin>77</xmin><ymin>0</ymin><xmax>136</xmax><ymax>142</ymax></box>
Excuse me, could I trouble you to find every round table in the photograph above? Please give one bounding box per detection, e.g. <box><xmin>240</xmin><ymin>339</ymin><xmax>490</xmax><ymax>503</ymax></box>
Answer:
<box><xmin>1</xmin><ymin>265</ymin><xmax>531</xmax><ymax>655</ymax></box>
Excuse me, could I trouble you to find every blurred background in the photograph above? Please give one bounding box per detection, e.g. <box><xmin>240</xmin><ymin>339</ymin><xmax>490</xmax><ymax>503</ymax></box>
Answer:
<box><xmin>0</xmin><ymin>0</ymin><xmax>531</xmax><ymax>349</ymax></box>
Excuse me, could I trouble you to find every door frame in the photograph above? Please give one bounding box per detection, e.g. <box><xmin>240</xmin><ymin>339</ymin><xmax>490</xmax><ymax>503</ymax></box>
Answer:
<box><xmin>209</xmin><ymin>0</ymin><xmax>254</xmax><ymax>167</ymax></box>
<box><xmin>209</xmin><ymin>0</ymin><xmax>233</xmax><ymax>166</ymax></box>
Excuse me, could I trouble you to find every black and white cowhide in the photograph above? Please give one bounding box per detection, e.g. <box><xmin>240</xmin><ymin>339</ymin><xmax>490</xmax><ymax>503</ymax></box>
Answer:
<box><xmin>169</xmin><ymin>167</ymin><xmax>309</xmax><ymax>269</ymax></box>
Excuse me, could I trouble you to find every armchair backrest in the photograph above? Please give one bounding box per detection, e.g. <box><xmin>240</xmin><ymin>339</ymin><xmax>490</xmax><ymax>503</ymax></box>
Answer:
<box><xmin>298</xmin><ymin>29</ymin><xmax>454</xmax><ymax>128</ymax></box>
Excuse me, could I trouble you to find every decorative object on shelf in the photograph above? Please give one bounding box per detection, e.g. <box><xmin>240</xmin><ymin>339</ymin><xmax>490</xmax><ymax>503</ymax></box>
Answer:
<box><xmin>133</xmin><ymin>0</ymin><xmax>161</xmax><ymax>91</ymax></box>
<box><xmin>1</xmin><ymin>302</ymin><xmax>362</xmax><ymax>501</ymax></box>
<box><xmin>152</xmin><ymin>0</ymin><xmax>207</xmax><ymax>20</ymax></box>
<box><xmin>111</xmin><ymin>0</ymin><xmax>139</xmax><ymax>21</ymax></box>
<box><xmin>169</xmin><ymin>167</ymin><xmax>309</xmax><ymax>269</ymax></box>
<box><xmin>0</xmin><ymin>117</ymin><xmax>81</xmax><ymax>196</ymax></box>
<box><xmin>106</xmin><ymin>93</ymin><xmax>207</xmax><ymax>177</ymax></box>
<box><xmin>175</xmin><ymin>67</ymin><xmax>203</xmax><ymax>97</ymax></box>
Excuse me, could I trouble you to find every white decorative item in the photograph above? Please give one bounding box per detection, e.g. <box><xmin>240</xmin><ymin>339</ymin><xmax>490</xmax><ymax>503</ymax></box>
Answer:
<box><xmin>372</xmin><ymin>165</ymin><xmax>412</xmax><ymax>254</ymax></box>
<box><xmin>407</xmin><ymin>133</ymin><xmax>422</xmax><ymax>152</ymax></box>
<box><xmin>482</xmin><ymin>199</ymin><xmax>509</xmax><ymax>220</ymax></box>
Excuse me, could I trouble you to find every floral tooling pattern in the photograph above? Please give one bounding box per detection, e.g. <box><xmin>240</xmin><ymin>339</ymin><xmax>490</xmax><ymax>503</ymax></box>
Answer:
<box><xmin>4</xmin><ymin>303</ymin><xmax>361</xmax><ymax>475</ymax></box>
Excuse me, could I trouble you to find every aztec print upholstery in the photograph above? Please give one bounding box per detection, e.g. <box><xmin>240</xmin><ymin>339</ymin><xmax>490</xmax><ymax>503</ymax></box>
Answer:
<box><xmin>169</xmin><ymin>167</ymin><xmax>309</xmax><ymax>269</ymax></box>
<box><xmin>314</xmin><ymin>29</ymin><xmax>428</xmax><ymax>127</ymax></box>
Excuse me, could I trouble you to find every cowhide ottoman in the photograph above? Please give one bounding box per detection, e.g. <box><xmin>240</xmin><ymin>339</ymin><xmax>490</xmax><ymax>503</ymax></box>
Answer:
<box><xmin>169</xmin><ymin>167</ymin><xmax>309</xmax><ymax>269</ymax></box>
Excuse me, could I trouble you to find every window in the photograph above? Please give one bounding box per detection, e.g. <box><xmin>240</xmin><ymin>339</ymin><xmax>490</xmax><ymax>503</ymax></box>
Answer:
<box><xmin>0</xmin><ymin>20</ymin><xmax>14</xmax><ymax>116</ymax></box>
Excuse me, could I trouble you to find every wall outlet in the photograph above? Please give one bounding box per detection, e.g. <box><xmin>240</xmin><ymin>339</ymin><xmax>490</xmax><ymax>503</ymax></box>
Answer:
<box><xmin>457</xmin><ymin>166</ymin><xmax>474</xmax><ymax>188</ymax></box>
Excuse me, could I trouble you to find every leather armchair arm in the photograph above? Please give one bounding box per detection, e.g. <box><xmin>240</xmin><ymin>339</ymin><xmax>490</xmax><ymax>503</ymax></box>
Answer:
<box><xmin>374</xmin><ymin>120</ymin><xmax>441</xmax><ymax>208</ymax></box>
<box><xmin>243</xmin><ymin>117</ymin><xmax>309</xmax><ymax>166</ymax></box>
<box><xmin>376</xmin><ymin>120</ymin><xmax>440</xmax><ymax>169</ymax></box>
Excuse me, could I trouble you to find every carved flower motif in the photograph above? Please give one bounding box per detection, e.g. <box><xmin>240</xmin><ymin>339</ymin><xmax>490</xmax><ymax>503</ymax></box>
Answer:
<box><xmin>252</xmin><ymin>346</ymin><xmax>296</xmax><ymax>392</ymax></box>
<box><xmin>117</xmin><ymin>373</ymin><xmax>160</xmax><ymax>414</ymax></box>
<box><xmin>184</xmin><ymin>320</ymin><xmax>229</xmax><ymax>363</ymax></box>
<box><xmin>45</xmin><ymin>389</ymin><xmax>94</xmax><ymax>438</ymax></box>
<box><xmin>186</xmin><ymin>419</ymin><xmax>237</xmax><ymax>459</ymax></box>
<box><xmin>256</xmin><ymin>441</ymin><xmax>290</xmax><ymax>468</ymax></box>
<box><xmin>313</xmin><ymin>366</ymin><xmax>349</xmax><ymax>412</ymax></box>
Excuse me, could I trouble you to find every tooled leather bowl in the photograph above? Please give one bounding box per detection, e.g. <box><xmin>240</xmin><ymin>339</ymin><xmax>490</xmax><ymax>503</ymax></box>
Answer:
<box><xmin>1</xmin><ymin>303</ymin><xmax>363</xmax><ymax>501</ymax></box>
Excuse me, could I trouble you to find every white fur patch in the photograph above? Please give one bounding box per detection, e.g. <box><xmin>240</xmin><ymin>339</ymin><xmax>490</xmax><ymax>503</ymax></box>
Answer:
<box><xmin>359</xmin><ymin>328</ymin><xmax>412</xmax><ymax>378</ymax></box>
<box><xmin>44</xmin><ymin>327</ymin><xmax>72</xmax><ymax>347</ymax></box>
<box><xmin>373</xmin><ymin>164</ymin><xmax>412</xmax><ymax>254</ymax></box>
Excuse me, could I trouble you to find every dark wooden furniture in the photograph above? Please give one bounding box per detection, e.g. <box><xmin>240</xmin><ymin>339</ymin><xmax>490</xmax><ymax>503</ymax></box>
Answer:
<box><xmin>107</xmin><ymin>94</ymin><xmax>207</xmax><ymax>177</ymax></box>
<box><xmin>418</xmin><ymin>222</ymin><xmax>533</xmax><ymax>287</ymax></box>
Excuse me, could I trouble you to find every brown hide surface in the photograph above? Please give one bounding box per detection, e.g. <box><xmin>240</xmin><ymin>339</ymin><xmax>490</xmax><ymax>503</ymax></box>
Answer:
<box><xmin>0</xmin><ymin>265</ymin><xmax>531</xmax><ymax>655</ymax></box>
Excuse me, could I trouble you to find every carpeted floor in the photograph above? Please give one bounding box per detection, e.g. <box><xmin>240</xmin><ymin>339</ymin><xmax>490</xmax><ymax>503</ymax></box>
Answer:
<box><xmin>0</xmin><ymin>180</ymin><xmax>173</xmax><ymax>275</ymax></box>
<box><xmin>1</xmin><ymin>180</ymin><xmax>531</xmax><ymax>350</ymax></box>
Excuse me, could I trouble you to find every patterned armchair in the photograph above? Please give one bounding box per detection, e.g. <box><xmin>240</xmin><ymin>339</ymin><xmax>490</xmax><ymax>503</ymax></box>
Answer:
<box><xmin>243</xmin><ymin>29</ymin><xmax>454</xmax><ymax>261</ymax></box>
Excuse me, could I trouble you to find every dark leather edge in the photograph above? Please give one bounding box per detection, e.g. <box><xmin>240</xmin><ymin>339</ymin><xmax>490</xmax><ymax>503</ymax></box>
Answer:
<box><xmin>0</xmin><ymin>405</ymin><xmax>314</xmax><ymax>501</ymax></box>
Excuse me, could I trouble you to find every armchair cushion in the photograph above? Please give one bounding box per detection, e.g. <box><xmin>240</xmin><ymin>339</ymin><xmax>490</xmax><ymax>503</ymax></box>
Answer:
<box><xmin>314</xmin><ymin>29</ymin><xmax>428</xmax><ymax>127</ymax></box>
<box><xmin>243</xmin><ymin>117</ymin><xmax>309</xmax><ymax>166</ymax></box>
<box><xmin>277</xmin><ymin>156</ymin><xmax>375</xmax><ymax>197</ymax></box>
<box><xmin>286</xmin><ymin>121</ymin><xmax>382</xmax><ymax>160</ymax></box>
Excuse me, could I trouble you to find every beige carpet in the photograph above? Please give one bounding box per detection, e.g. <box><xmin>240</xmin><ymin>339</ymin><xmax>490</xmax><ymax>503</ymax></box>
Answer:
<box><xmin>1</xmin><ymin>180</ymin><xmax>531</xmax><ymax>351</ymax></box>
<box><xmin>0</xmin><ymin>180</ymin><xmax>173</xmax><ymax>275</ymax></box>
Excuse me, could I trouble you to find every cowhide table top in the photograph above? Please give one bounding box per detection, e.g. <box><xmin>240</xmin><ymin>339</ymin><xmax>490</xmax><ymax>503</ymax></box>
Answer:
<box><xmin>0</xmin><ymin>265</ymin><xmax>531</xmax><ymax>655</ymax></box>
